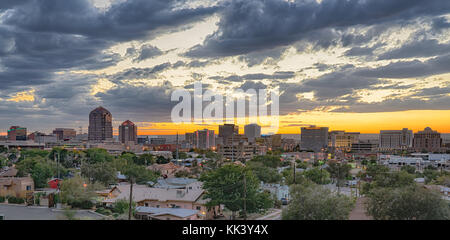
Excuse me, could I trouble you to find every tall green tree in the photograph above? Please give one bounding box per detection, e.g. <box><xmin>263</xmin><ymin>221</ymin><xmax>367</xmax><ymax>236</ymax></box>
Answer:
<box><xmin>81</xmin><ymin>162</ymin><xmax>117</xmax><ymax>185</ymax></box>
<box><xmin>365</xmin><ymin>186</ymin><xmax>450</xmax><ymax>220</ymax></box>
<box><xmin>246</xmin><ymin>161</ymin><xmax>282</xmax><ymax>183</ymax></box>
<box><xmin>250</xmin><ymin>155</ymin><xmax>282</xmax><ymax>168</ymax></box>
<box><xmin>282</xmin><ymin>182</ymin><xmax>354</xmax><ymax>220</ymax></box>
<box><xmin>16</xmin><ymin>156</ymin><xmax>67</xmax><ymax>188</ymax></box>
<box><xmin>303</xmin><ymin>167</ymin><xmax>330</xmax><ymax>185</ymax></box>
<box><xmin>85</xmin><ymin>148</ymin><xmax>112</xmax><ymax>164</ymax></box>
<box><xmin>326</xmin><ymin>161</ymin><xmax>352</xmax><ymax>187</ymax></box>
<box><xmin>200</xmin><ymin>164</ymin><xmax>273</xmax><ymax>219</ymax></box>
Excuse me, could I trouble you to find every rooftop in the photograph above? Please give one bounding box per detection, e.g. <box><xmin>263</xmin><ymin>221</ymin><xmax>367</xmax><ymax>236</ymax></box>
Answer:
<box><xmin>135</xmin><ymin>206</ymin><xmax>198</xmax><ymax>218</ymax></box>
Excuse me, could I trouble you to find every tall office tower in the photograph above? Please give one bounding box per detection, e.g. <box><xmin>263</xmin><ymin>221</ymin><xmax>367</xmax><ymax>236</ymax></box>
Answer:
<box><xmin>270</xmin><ymin>134</ymin><xmax>282</xmax><ymax>149</ymax></box>
<box><xmin>219</xmin><ymin>124</ymin><xmax>239</xmax><ymax>141</ymax></box>
<box><xmin>88</xmin><ymin>106</ymin><xmax>113</xmax><ymax>142</ymax></box>
<box><xmin>185</xmin><ymin>132</ymin><xmax>195</xmax><ymax>147</ymax></box>
<box><xmin>300</xmin><ymin>126</ymin><xmax>329</xmax><ymax>152</ymax></box>
<box><xmin>413</xmin><ymin>127</ymin><xmax>442</xmax><ymax>152</ymax></box>
<box><xmin>7</xmin><ymin>126</ymin><xmax>27</xmax><ymax>141</ymax></box>
<box><xmin>379</xmin><ymin>128</ymin><xmax>413</xmax><ymax>150</ymax></box>
<box><xmin>244</xmin><ymin>124</ymin><xmax>261</xmax><ymax>142</ymax></box>
<box><xmin>119</xmin><ymin>120</ymin><xmax>137</xmax><ymax>144</ymax></box>
<box><xmin>194</xmin><ymin>129</ymin><xmax>215</xmax><ymax>150</ymax></box>
<box><xmin>329</xmin><ymin>131</ymin><xmax>360</xmax><ymax>151</ymax></box>
<box><xmin>53</xmin><ymin>128</ymin><xmax>77</xmax><ymax>141</ymax></box>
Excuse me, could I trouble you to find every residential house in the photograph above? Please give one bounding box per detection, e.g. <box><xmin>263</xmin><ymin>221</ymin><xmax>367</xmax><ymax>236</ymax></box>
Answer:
<box><xmin>0</xmin><ymin>177</ymin><xmax>34</xmax><ymax>198</ymax></box>
<box><xmin>147</xmin><ymin>162</ymin><xmax>190</xmax><ymax>178</ymax></box>
<box><xmin>135</xmin><ymin>206</ymin><xmax>199</xmax><ymax>220</ymax></box>
<box><xmin>100</xmin><ymin>182</ymin><xmax>221</xmax><ymax>220</ymax></box>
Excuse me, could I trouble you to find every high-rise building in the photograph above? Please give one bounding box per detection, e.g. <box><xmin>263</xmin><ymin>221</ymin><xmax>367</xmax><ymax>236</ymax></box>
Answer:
<box><xmin>219</xmin><ymin>124</ymin><xmax>239</xmax><ymax>141</ymax></box>
<box><xmin>7</xmin><ymin>126</ymin><xmax>27</xmax><ymax>141</ymax></box>
<box><xmin>270</xmin><ymin>134</ymin><xmax>282</xmax><ymax>149</ymax></box>
<box><xmin>379</xmin><ymin>128</ymin><xmax>413</xmax><ymax>150</ymax></box>
<box><xmin>413</xmin><ymin>127</ymin><xmax>442</xmax><ymax>152</ymax></box>
<box><xmin>119</xmin><ymin>120</ymin><xmax>137</xmax><ymax>144</ymax></box>
<box><xmin>88</xmin><ymin>106</ymin><xmax>113</xmax><ymax>142</ymax></box>
<box><xmin>244</xmin><ymin>124</ymin><xmax>261</xmax><ymax>142</ymax></box>
<box><xmin>300</xmin><ymin>126</ymin><xmax>329</xmax><ymax>152</ymax></box>
<box><xmin>185</xmin><ymin>133</ymin><xmax>195</xmax><ymax>148</ymax></box>
<box><xmin>53</xmin><ymin>128</ymin><xmax>77</xmax><ymax>141</ymax></box>
<box><xmin>194</xmin><ymin>129</ymin><xmax>215</xmax><ymax>150</ymax></box>
<box><xmin>329</xmin><ymin>131</ymin><xmax>360</xmax><ymax>151</ymax></box>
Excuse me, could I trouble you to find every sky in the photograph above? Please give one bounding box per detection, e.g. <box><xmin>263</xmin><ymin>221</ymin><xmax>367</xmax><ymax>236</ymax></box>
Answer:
<box><xmin>0</xmin><ymin>0</ymin><xmax>449</xmax><ymax>135</ymax></box>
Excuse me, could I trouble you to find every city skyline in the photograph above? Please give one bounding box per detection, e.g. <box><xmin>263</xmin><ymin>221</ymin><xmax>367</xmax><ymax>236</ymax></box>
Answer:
<box><xmin>1</xmin><ymin>0</ymin><xmax>449</xmax><ymax>135</ymax></box>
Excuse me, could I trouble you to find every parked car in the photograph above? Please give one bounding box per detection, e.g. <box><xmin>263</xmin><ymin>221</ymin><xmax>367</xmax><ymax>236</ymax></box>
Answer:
<box><xmin>281</xmin><ymin>198</ymin><xmax>289</xmax><ymax>205</ymax></box>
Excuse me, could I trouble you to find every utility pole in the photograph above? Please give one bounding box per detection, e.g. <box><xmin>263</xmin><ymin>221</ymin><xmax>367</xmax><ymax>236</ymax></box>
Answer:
<box><xmin>176</xmin><ymin>132</ymin><xmax>179</xmax><ymax>161</ymax></box>
<box><xmin>243</xmin><ymin>174</ymin><xmax>247</xmax><ymax>220</ymax></box>
<box><xmin>293</xmin><ymin>161</ymin><xmax>296</xmax><ymax>184</ymax></box>
<box><xmin>128</xmin><ymin>178</ymin><xmax>134</xmax><ymax>220</ymax></box>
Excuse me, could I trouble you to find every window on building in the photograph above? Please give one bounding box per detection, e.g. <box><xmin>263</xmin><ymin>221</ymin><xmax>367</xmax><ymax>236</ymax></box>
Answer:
<box><xmin>26</xmin><ymin>185</ymin><xmax>32</xmax><ymax>191</ymax></box>
<box><xmin>196</xmin><ymin>206</ymin><xmax>201</xmax><ymax>210</ymax></box>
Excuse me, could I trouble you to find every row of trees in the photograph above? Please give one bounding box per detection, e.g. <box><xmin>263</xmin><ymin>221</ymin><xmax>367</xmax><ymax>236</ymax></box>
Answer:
<box><xmin>14</xmin><ymin>148</ymin><xmax>160</xmax><ymax>189</ymax></box>
<box><xmin>362</xmin><ymin>164</ymin><xmax>450</xmax><ymax>220</ymax></box>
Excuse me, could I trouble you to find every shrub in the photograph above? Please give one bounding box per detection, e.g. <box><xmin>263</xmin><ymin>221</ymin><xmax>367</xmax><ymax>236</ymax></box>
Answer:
<box><xmin>0</xmin><ymin>196</ymin><xmax>5</xmax><ymax>203</ymax></box>
<box><xmin>7</xmin><ymin>196</ymin><xmax>25</xmax><ymax>204</ymax></box>
<box><xmin>95</xmin><ymin>207</ymin><xmax>113</xmax><ymax>216</ymax></box>
<box><xmin>68</xmin><ymin>199</ymin><xmax>94</xmax><ymax>209</ymax></box>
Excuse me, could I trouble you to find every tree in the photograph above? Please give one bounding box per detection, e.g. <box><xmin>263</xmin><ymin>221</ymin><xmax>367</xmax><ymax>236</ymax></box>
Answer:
<box><xmin>303</xmin><ymin>167</ymin><xmax>330</xmax><ymax>185</ymax></box>
<box><xmin>372</xmin><ymin>171</ymin><xmax>415</xmax><ymax>188</ymax></box>
<box><xmin>156</xmin><ymin>156</ymin><xmax>169</xmax><ymax>164</ymax></box>
<box><xmin>113</xmin><ymin>198</ymin><xmax>136</xmax><ymax>216</ymax></box>
<box><xmin>85</xmin><ymin>148</ymin><xmax>112</xmax><ymax>164</ymax></box>
<box><xmin>60</xmin><ymin>175</ymin><xmax>103</xmax><ymax>208</ymax></box>
<box><xmin>16</xmin><ymin>156</ymin><xmax>66</xmax><ymax>188</ymax></box>
<box><xmin>423</xmin><ymin>169</ymin><xmax>440</xmax><ymax>184</ymax></box>
<box><xmin>400</xmin><ymin>165</ymin><xmax>416</xmax><ymax>174</ymax></box>
<box><xmin>81</xmin><ymin>162</ymin><xmax>116</xmax><ymax>185</ymax></box>
<box><xmin>250</xmin><ymin>155</ymin><xmax>282</xmax><ymax>168</ymax></box>
<box><xmin>200</xmin><ymin>164</ymin><xmax>273</xmax><ymax>219</ymax></box>
<box><xmin>365</xmin><ymin>164</ymin><xmax>389</xmax><ymax>178</ymax></box>
<box><xmin>326</xmin><ymin>161</ymin><xmax>351</xmax><ymax>187</ymax></box>
<box><xmin>246</xmin><ymin>161</ymin><xmax>282</xmax><ymax>183</ymax></box>
<box><xmin>0</xmin><ymin>156</ymin><xmax>7</xmax><ymax>168</ymax></box>
<box><xmin>282</xmin><ymin>182</ymin><xmax>354</xmax><ymax>220</ymax></box>
<box><xmin>134</xmin><ymin>154</ymin><xmax>155</xmax><ymax>166</ymax></box>
<box><xmin>365</xmin><ymin>186</ymin><xmax>450</xmax><ymax>220</ymax></box>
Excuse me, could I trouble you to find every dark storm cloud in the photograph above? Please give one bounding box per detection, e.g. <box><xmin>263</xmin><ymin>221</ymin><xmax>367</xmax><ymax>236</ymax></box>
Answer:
<box><xmin>132</xmin><ymin>44</ymin><xmax>165</xmax><ymax>62</ymax></box>
<box><xmin>4</xmin><ymin>0</ymin><xmax>218</xmax><ymax>42</ymax></box>
<box><xmin>186</xmin><ymin>0</ymin><xmax>450</xmax><ymax>58</ymax></box>
<box><xmin>378</xmin><ymin>39</ymin><xmax>450</xmax><ymax>60</ymax></box>
<box><xmin>431</xmin><ymin>16</ymin><xmax>450</xmax><ymax>32</ymax></box>
<box><xmin>0</xmin><ymin>0</ymin><xmax>29</xmax><ymax>10</ymax></box>
<box><xmin>109</xmin><ymin>62</ymin><xmax>176</xmax><ymax>83</ymax></box>
<box><xmin>211</xmin><ymin>71</ymin><xmax>296</xmax><ymax>83</ymax></box>
<box><xmin>345</xmin><ymin>46</ymin><xmax>377</xmax><ymax>57</ymax></box>
<box><xmin>355</xmin><ymin>54</ymin><xmax>450</xmax><ymax>79</ymax></box>
<box><xmin>0</xmin><ymin>0</ymin><xmax>219</xmax><ymax>131</ymax></box>
<box><xmin>94</xmin><ymin>81</ymin><xmax>177</xmax><ymax>122</ymax></box>
<box><xmin>331</xmin><ymin>95</ymin><xmax>450</xmax><ymax>113</ymax></box>
<box><xmin>0</xmin><ymin>0</ymin><xmax>217</xmax><ymax>90</ymax></box>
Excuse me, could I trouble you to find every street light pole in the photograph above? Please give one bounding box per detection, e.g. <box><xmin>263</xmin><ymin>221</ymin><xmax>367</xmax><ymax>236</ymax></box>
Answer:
<box><xmin>128</xmin><ymin>178</ymin><xmax>134</xmax><ymax>220</ymax></box>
